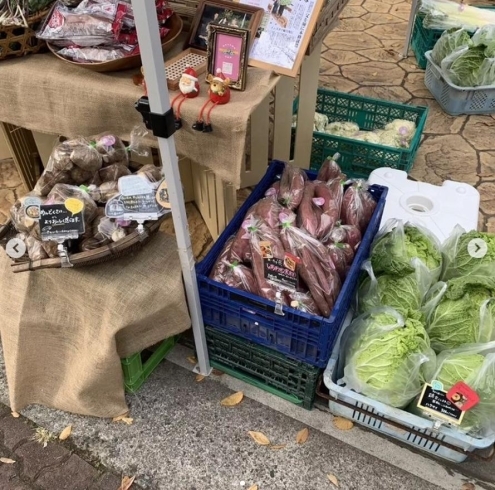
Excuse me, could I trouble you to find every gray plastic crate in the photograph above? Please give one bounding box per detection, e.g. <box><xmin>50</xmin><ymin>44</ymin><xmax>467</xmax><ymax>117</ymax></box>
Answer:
<box><xmin>425</xmin><ymin>51</ymin><xmax>495</xmax><ymax>116</ymax></box>
<box><xmin>323</xmin><ymin>318</ymin><xmax>495</xmax><ymax>463</ymax></box>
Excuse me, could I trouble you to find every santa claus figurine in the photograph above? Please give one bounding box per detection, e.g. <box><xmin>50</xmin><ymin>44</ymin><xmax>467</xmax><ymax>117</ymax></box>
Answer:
<box><xmin>171</xmin><ymin>65</ymin><xmax>200</xmax><ymax>130</ymax></box>
<box><xmin>193</xmin><ymin>69</ymin><xmax>231</xmax><ymax>133</ymax></box>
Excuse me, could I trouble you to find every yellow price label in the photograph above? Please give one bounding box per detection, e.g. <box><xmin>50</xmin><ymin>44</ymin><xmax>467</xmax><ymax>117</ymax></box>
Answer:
<box><xmin>64</xmin><ymin>198</ymin><xmax>84</xmax><ymax>216</ymax></box>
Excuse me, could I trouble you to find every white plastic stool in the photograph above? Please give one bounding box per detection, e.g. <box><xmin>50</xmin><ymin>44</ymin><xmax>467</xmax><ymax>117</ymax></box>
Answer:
<box><xmin>368</xmin><ymin>168</ymin><xmax>480</xmax><ymax>243</ymax></box>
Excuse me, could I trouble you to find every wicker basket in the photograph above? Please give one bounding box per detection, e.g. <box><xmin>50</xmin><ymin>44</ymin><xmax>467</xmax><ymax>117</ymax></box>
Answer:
<box><xmin>0</xmin><ymin>216</ymin><xmax>168</xmax><ymax>273</ymax></box>
<box><xmin>0</xmin><ymin>9</ymin><xmax>49</xmax><ymax>61</ymax></box>
<box><xmin>172</xmin><ymin>0</ymin><xmax>347</xmax><ymax>55</ymax></box>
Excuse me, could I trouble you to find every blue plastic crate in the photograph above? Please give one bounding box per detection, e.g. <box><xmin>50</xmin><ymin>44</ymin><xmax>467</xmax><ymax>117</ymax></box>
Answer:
<box><xmin>196</xmin><ymin>160</ymin><xmax>388</xmax><ymax>368</ymax></box>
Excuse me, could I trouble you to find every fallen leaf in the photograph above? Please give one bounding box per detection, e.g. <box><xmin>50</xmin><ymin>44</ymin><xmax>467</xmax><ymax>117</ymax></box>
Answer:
<box><xmin>461</xmin><ymin>484</ymin><xmax>475</xmax><ymax>490</ymax></box>
<box><xmin>327</xmin><ymin>473</ymin><xmax>339</xmax><ymax>487</ymax></box>
<box><xmin>0</xmin><ymin>458</ymin><xmax>15</xmax><ymax>464</ymax></box>
<box><xmin>296</xmin><ymin>427</ymin><xmax>309</xmax><ymax>444</ymax></box>
<box><xmin>196</xmin><ymin>374</ymin><xmax>205</xmax><ymax>382</ymax></box>
<box><xmin>212</xmin><ymin>369</ymin><xmax>224</xmax><ymax>376</ymax></box>
<box><xmin>112</xmin><ymin>413</ymin><xmax>129</xmax><ymax>422</ymax></box>
<box><xmin>11</xmin><ymin>412</ymin><xmax>19</xmax><ymax>418</ymax></box>
<box><xmin>187</xmin><ymin>355</ymin><xmax>197</xmax><ymax>365</ymax></box>
<box><xmin>119</xmin><ymin>475</ymin><xmax>136</xmax><ymax>490</ymax></box>
<box><xmin>248</xmin><ymin>431</ymin><xmax>270</xmax><ymax>446</ymax></box>
<box><xmin>121</xmin><ymin>417</ymin><xmax>133</xmax><ymax>425</ymax></box>
<box><xmin>59</xmin><ymin>425</ymin><xmax>72</xmax><ymax>441</ymax></box>
<box><xmin>372</xmin><ymin>72</ymin><xmax>377</xmax><ymax>76</ymax></box>
<box><xmin>220</xmin><ymin>391</ymin><xmax>244</xmax><ymax>407</ymax></box>
<box><xmin>248</xmin><ymin>485</ymin><xmax>258</xmax><ymax>490</ymax></box>
<box><xmin>270</xmin><ymin>444</ymin><xmax>286</xmax><ymax>450</ymax></box>
<box><xmin>333</xmin><ymin>417</ymin><xmax>354</xmax><ymax>431</ymax></box>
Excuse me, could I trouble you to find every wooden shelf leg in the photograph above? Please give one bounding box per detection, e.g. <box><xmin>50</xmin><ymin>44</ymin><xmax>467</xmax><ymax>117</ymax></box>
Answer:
<box><xmin>293</xmin><ymin>41</ymin><xmax>323</xmax><ymax>169</ymax></box>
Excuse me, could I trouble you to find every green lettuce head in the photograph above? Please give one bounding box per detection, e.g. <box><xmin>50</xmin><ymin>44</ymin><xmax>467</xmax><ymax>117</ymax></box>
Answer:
<box><xmin>371</xmin><ymin>221</ymin><xmax>442</xmax><ymax>282</ymax></box>
<box><xmin>340</xmin><ymin>309</ymin><xmax>436</xmax><ymax>408</ymax></box>
<box><xmin>432</xmin><ymin>345</ymin><xmax>495</xmax><ymax>438</ymax></box>
<box><xmin>431</xmin><ymin>27</ymin><xmax>471</xmax><ymax>66</ymax></box>
<box><xmin>442</xmin><ymin>228</ymin><xmax>495</xmax><ymax>280</ymax></box>
<box><xmin>424</xmin><ymin>276</ymin><xmax>495</xmax><ymax>352</ymax></box>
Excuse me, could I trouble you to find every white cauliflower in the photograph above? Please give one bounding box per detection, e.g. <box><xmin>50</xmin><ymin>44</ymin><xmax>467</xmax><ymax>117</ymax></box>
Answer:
<box><xmin>325</xmin><ymin>121</ymin><xmax>360</xmax><ymax>137</ymax></box>
<box><xmin>384</xmin><ymin>119</ymin><xmax>416</xmax><ymax>142</ymax></box>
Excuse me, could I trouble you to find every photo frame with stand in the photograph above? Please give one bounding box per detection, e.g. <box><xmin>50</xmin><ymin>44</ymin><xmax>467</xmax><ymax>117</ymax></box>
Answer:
<box><xmin>187</xmin><ymin>0</ymin><xmax>263</xmax><ymax>52</ymax></box>
<box><xmin>207</xmin><ymin>24</ymin><xmax>249</xmax><ymax>90</ymax></box>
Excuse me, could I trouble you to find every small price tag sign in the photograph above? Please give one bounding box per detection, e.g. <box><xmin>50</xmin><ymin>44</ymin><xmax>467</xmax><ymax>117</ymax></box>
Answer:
<box><xmin>446</xmin><ymin>382</ymin><xmax>480</xmax><ymax>412</ymax></box>
<box><xmin>105</xmin><ymin>175</ymin><xmax>168</xmax><ymax>221</ymax></box>
<box><xmin>39</xmin><ymin>200</ymin><xmax>85</xmax><ymax>241</ymax></box>
<box><xmin>417</xmin><ymin>384</ymin><xmax>464</xmax><ymax>425</ymax></box>
<box><xmin>262</xmin><ymin>243</ymin><xmax>300</xmax><ymax>291</ymax></box>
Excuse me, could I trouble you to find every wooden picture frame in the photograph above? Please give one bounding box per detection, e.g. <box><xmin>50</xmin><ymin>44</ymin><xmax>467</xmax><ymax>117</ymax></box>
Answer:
<box><xmin>239</xmin><ymin>0</ymin><xmax>325</xmax><ymax>77</ymax></box>
<box><xmin>187</xmin><ymin>0</ymin><xmax>263</xmax><ymax>52</ymax></box>
<box><xmin>207</xmin><ymin>25</ymin><xmax>249</xmax><ymax>91</ymax></box>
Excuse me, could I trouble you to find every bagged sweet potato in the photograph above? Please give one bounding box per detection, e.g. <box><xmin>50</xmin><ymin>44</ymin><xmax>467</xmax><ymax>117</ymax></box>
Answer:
<box><xmin>280</xmin><ymin>212</ymin><xmax>340</xmax><ymax>317</ymax></box>
<box><xmin>210</xmin><ymin>237</ymin><xmax>235</xmax><ymax>282</ymax></box>
<box><xmin>314</xmin><ymin>181</ymin><xmax>340</xmax><ymax>241</ymax></box>
<box><xmin>327</xmin><ymin>243</ymin><xmax>350</xmax><ymax>282</ymax></box>
<box><xmin>265</xmin><ymin>181</ymin><xmax>280</xmax><ymax>200</ymax></box>
<box><xmin>296</xmin><ymin>182</ymin><xmax>321</xmax><ymax>238</ymax></box>
<box><xmin>287</xmin><ymin>291</ymin><xmax>322</xmax><ymax>316</ymax></box>
<box><xmin>316</xmin><ymin>153</ymin><xmax>345</xmax><ymax>182</ymax></box>
<box><xmin>223</xmin><ymin>261</ymin><xmax>259</xmax><ymax>295</ymax></box>
<box><xmin>278</xmin><ymin>164</ymin><xmax>306</xmax><ymax>211</ymax></box>
<box><xmin>250</xmin><ymin>197</ymin><xmax>285</xmax><ymax>230</ymax></box>
<box><xmin>341</xmin><ymin>180</ymin><xmax>376</xmax><ymax>234</ymax></box>
<box><xmin>326</xmin><ymin>221</ymin><xmax>362</xmax><ymax>251</ymax></box>
<box><xmin>248</xmin><ymin>218</ymin><xmax>288</xmax><ymax>304</ymax></box>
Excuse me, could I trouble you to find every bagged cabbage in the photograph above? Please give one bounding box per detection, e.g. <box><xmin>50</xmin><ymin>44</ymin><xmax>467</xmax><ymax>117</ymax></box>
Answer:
<box><xmin>316</xmin><ymin>153</ymin><xmax>345</xmax><ymax>182</ymax></box>
<box><xmin>370</xmin><ymin>219</ymin><xmax>442</xmax><ymax>284</ymax></box>
<box><xmin>278</xmin><ymin>164</ymin><xmax>306</xmax><ymax>211</ymax></box>
<box><xmin>339</xmin><ymin>308</ymin><xmax>436</xmax><ymax>408</ymax></box>
<box><xmin>431</xmin><ymin>27</ymin><xmax>471</xmax><ymax>66</ymax></box>
<box><xmin>421</xmin><ymin>342</ymin><xmax>495</xmax><ymax>438</ymax></box>
<box><xmin>341</xmin><ymin>180</ymin><xmax>376</xmax><ymax>234</ymax></box>
<box><xmin>442</xmin><ymin>227</ymin><xmax>495</xmax><ymax>280</ymax></box>
<box><xmin>357</xmin><ymin>259</ymin><xmax>430</xmax><ymax>317</ymax></box>
<box><xmin>423</xmin><ymin>276</ymin><xmax>495</xmax><ymax>352</ymax></box>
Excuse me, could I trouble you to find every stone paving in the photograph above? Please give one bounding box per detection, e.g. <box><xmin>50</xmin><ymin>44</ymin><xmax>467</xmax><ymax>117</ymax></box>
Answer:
<box><xmin>321</xmin><ymin>0</ymin><xmax>495</xmax><ymax>232</ymax></box>
<box><xmin>0</xmin><ymin>403</ymin><xmax>132</xmax><ymax>490</ymax></box>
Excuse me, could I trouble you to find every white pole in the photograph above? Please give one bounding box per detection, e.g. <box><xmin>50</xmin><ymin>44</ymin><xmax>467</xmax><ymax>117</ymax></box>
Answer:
<box><xmin>132</xmin><ymin>0</ymin><xmax>211</xmax><ymax>375</ymax></box>
<box><xmin>402</xmin><ymin>0</ymin><xmax>420</xmax><ymax>58</ymax></box>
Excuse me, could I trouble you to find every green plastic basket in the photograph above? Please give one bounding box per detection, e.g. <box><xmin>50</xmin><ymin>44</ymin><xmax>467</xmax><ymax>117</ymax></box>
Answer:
<box><xmin>294</xmin><ymin>89</ymin><xmax>428</xmax><ymax>179</ymax></box>
<box><xmin>411</xmin><ymin>8</ymin><xmax>495</xmax><ymax>70</ymax></box>
<box><xmin>411</xmin><ymin>14</ymin><xmax>444</xmax><ymax>70</ymax></box>
<box><xmin>205</xmin><ymin>326</ymin><xmax>321</xmax><ymax>410</ymax></box>
<box><xmin>121</xmin><ymin>336</ymin><xmax>177</xmax><ymax>393</ymax></box>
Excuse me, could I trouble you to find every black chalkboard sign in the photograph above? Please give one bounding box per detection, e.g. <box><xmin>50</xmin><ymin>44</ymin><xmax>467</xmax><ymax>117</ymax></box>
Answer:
<box><xmin>39</xmin><ymin>204</ymin><xmax>85</xmax><ymax>241</ymax></box>
<box><xmin>120</xmin><ymin>193</ymin><xmax>162</xmax><ymax>213</ymax></box>
<box><xmin>417</xmin><ymin>384</ymin><xmax>464</xmax><ymax>425</ymax></box>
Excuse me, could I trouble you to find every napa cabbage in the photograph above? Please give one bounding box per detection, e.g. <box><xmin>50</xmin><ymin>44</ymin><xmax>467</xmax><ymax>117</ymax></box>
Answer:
<box><xmin>340</xmin><ymin>309</ymin><xmax>436</xmax><ymax>408</ymax></box>
<box><xmin>431</xmin><ymin>27</ymin><xmax>471</xmax><ymax>66</ymax></box>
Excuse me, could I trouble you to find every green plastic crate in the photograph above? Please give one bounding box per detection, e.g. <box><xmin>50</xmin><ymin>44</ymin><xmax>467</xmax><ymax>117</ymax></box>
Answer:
<box><xmin>205</xmin><ymin>326</ymin><xmax>321</xmax><ymax>410</ymax></box>
<box><xmin>294</xmin><ymin>89</ymin><xmax>428</xmax><ymax>178</ymax></box>
<box><xmin>121</xmin><ymin>336</ymin><xmax>177</xmax><ymax>393</ymax></box>
<box><xmin>411</xmin><ymin>9</ymin><xmax>495</xmax><ymax>70</ymax></box>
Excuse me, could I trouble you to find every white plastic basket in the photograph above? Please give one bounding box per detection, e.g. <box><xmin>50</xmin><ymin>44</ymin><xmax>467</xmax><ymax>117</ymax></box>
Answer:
<box><xmin>424</xmin><ymin>51</ymin><xmax>495</xmax><ymax>116</ymax></box>
<box><xmin>323</xmin><ymin>328</ymin><xmax>495</xmax><ymax>463</ymax></box>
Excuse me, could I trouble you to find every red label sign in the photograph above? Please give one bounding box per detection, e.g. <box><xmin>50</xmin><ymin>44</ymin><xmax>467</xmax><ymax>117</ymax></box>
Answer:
<box><xmin>446</xmin><ymin>382</ymin><xmax>480</xmax><ymax>412</ymax></box>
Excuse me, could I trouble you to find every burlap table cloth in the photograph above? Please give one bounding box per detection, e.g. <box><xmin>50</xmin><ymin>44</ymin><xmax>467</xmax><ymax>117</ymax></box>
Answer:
<box><xmin>0</xmin><ymin>54</ymin><xmax>279</xmax><ymax>189</ymax></box>
<box><xmin>0</xmin><ymin>232</ymin><xmax>190</xmax><ymax>418</ymax></box>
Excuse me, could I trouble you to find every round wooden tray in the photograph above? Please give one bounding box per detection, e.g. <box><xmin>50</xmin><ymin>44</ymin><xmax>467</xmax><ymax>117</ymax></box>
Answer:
<box><xmin>0</xmin><ymin>216</ymin><xmax>167</xmax><ymax>273</ymax></box>
<box><xmin>47</xmin><ymin>13</ymin><xmax>183</xmax><ymax>72</ymax></box>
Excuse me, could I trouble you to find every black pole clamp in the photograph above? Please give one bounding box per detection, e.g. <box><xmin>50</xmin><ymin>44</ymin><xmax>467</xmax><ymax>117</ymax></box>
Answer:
<box><xmin>135</xmin><ymin>96</ymin><xmax>176</xmax><ymax>139</ymax></box>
